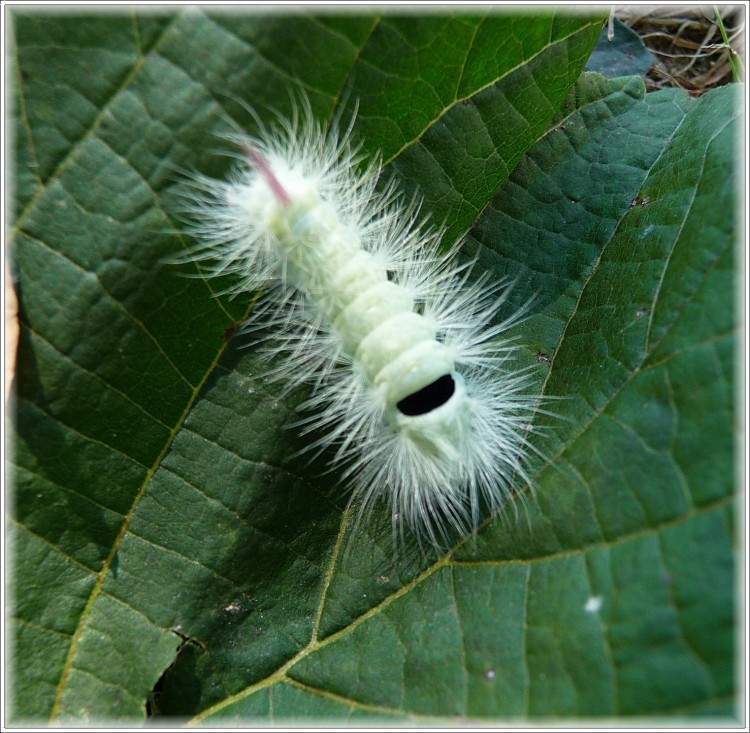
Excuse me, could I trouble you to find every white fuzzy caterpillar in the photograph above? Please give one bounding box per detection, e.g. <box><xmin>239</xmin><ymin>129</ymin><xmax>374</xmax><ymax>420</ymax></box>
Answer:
<box><xmin>176</xmin><ymin>100</ymin><xmax>540</xmax><ymax>548</ymax></box>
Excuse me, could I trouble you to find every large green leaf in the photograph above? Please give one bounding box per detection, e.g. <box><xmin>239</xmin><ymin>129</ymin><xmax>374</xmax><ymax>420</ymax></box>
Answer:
<box><xmin>8</xmin><ymin>8</ymin><xmax>739</xmax><ymax>724</ymax></box>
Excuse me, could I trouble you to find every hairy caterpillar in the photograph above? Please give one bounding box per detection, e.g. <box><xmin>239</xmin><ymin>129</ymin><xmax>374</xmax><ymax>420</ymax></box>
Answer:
<box><xmin>176</xmin><ymin>99</ymin><xmax>541</xmax><ymax>548</ymax></box>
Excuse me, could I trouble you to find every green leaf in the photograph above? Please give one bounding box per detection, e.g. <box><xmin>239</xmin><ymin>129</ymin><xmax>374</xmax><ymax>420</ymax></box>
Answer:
<box><xmin>9</xmin><ymin>8</ymin><xmax>738</xmax><ymax>725</ymax></box>
<box><xmin>585</xmin><ymin>17</ymin><xmax>657</xmax><ymax>79</ymax></box>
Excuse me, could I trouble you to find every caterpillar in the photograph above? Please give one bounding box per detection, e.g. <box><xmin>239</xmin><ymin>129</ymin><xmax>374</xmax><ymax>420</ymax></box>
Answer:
<box><xmin>175</xmin><ymin>98</ymin><xmax>541</xmax><ymax>549</ymax></box>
